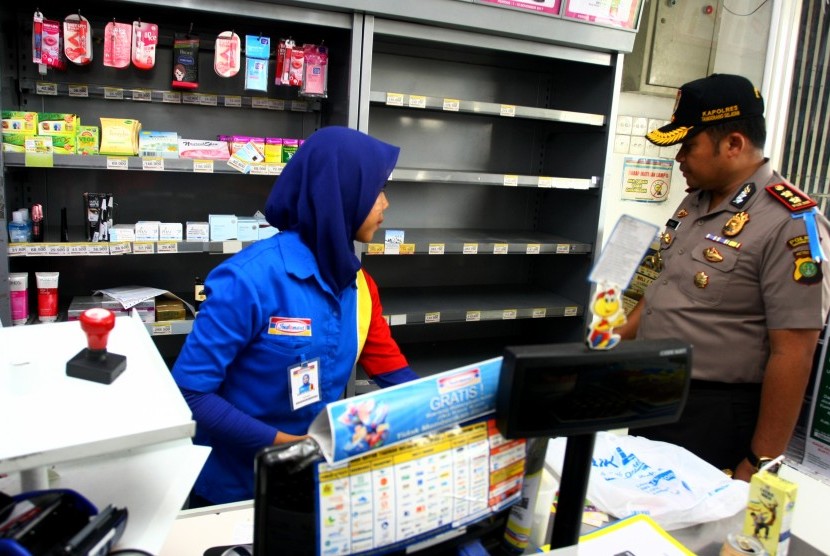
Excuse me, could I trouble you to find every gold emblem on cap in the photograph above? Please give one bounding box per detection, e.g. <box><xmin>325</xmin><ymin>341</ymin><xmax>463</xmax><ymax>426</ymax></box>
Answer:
<box><xmin>662</xmin><ymin>232</ymin><xmax>673</xmax><ymax>246</ymax></box>
<box><xmin>722</xmin><ymin>211</ymin><xmax>750</xmax><ymax>237</ymax></box>
<box><xmin>676</xmin><ymin>209</ymin><xmax>689</xmax><ymax>218</ymax></box>
<box><xmin>694</xmin><ymin>271</ymin><xmax>710</xmax><ymax>288</ymax></box>
<box><xmin>703</xmin><ymin>247</ymin><xmax>724</xmax><ymax>262</ymax></box>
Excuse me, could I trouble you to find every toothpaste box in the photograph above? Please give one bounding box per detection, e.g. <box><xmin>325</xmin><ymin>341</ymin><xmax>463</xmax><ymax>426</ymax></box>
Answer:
<box><xmin>186</xmin><ymin>221</ymin><xmax>210</xmax><ymax>242</ymax></box>
<box><xmin>2</xmin><ymin>111</ymin><xmax>38</xmax><ymax>135</ymax></box>
<box><xmin>742</xmin><ymin>468</ymin><xmax>798</xmax><ymax>555</ymax></box>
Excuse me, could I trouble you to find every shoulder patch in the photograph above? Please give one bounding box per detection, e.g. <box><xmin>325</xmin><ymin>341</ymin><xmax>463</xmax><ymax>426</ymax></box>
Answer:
<box><xmin>766</xmin><ymin>183</ymin><xmax>817</xmax><ymax>212</ymax></box>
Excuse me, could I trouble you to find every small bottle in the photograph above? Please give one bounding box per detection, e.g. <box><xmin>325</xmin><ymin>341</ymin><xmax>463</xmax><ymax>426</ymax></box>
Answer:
<box><xmin>8</xmin><ymin>211</ymin><xmax>29</xmax><ymax>243</ymax></box>
<box><xmin>194</xmin><ymin>276</ymin><xmax>206</xmax><ymax>313</ymax></box>
<box><xmin>31</xmin><ymin>203</ymin><xmax>44</xmax><ymax>242</ymax></box>
<box><xmin>18</xmin><ymin>207</ymin><xmax>33</xmax><ymax>241</ymax></box>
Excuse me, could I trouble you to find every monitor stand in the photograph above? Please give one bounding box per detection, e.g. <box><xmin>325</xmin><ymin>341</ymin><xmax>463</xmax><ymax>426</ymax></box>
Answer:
<box><xmin>548</xmin><ymin>432</ymin><xmax>596</xmax><ymax>550</ymax></box>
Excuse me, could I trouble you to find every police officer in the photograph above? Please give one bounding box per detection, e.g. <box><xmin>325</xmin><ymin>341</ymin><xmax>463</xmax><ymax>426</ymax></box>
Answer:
<box><xmin>619</xmin><ymin>74</ymin><xmax>830</xmax><ymax>482</ymax></box>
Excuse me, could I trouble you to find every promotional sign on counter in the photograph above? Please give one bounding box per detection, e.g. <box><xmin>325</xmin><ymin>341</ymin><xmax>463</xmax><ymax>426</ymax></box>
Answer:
<box><xmin>310</xmin><ymin>357</ymin><xmax>503</xmax><ymax>463</ymax></box>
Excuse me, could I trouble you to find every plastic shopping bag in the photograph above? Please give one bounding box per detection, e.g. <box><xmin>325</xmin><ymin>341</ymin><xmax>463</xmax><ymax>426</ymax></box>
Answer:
<box><xmin>546</xmin><ymin>432</ymin><xmax>749</xmax><ymax>531</ymax></box>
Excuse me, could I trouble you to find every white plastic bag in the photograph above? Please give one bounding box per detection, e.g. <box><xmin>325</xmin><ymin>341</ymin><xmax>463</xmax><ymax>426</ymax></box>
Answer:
<box><xmin>546</xmin><ymin>432</ymin><xmax>749</xmax><ymax>531</ymax></box>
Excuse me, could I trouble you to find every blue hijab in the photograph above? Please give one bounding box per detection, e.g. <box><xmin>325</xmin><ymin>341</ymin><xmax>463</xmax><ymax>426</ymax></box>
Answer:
<box><xmin>264</xmin><ymin>126</ymin><xmax>400</xmax><ymax>294</ymax></box>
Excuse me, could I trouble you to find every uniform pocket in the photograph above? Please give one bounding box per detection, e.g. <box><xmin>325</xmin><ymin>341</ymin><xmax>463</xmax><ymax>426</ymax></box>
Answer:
<box><xmin>677</xmin><ymin>242</ymin><xmax>740</xmax><ymax>306</ymax></box>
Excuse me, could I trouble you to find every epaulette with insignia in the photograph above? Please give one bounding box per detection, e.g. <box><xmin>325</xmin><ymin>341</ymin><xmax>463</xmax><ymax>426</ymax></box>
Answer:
<box><xmin>766</xmin><ymin>183</ymin><xmax>817</xmax><ymax>211</ymax></box>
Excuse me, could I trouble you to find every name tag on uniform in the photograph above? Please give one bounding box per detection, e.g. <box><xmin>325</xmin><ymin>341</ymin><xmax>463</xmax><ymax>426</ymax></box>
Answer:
<box><xmin>288</xmin><ymin>358</ymin><xmax>321</xmax><ymax>410</ymax></box>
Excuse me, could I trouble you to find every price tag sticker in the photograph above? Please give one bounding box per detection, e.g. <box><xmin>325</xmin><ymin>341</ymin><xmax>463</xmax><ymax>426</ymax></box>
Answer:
<box><xmin>493</xmin><ymin>244</ymin><xmax>509</xmax><ymax>255</ymax></box>
<box><xmin>503</xmin><ymin>175</ymin><xmax>519</xmax><ymax>187</ymax></box>
<box><xmin>252</xmin><ymin>97</ymin><xmax>270</xmax><ymax>109</ymax></box>
<box><xmin>142</xmin><ymin>157</ymin><xmax>164</xmax><ymax>171</ymax></box>
<box><xmin>538</xmin><ymin>176</ymin><xmax>554</xmax><ymax>188</ymax></box>
<box><xmin>151</xmin><ymin>323</ymin><xmax>173</xmax><ymax>335</ymax></box>
<box><xmin>425</xmin><ymin>312</ymin><xmax>441</xmax><ymax>324</ymax></box>
<box><xmin>163</xmin><ymin>91</ymin><xmax>182</xmax><ymax>104</ymax></box>
<box><xmin>463</xmin><ymin>243</ymin><xmax>479</xmax><ymax>255</ymax></box>
<box><xmin>46</xmin><ymin>244</ymin><xmax>68</xmax><ymax>256</ymax></box>
<box><xmin>268</xmin><ymin>99</ymin><xmax>285</xmax><ymax>111</ymax></box>
<box><xmin>200</xmin><ymin>94</ymin><xmax>218</xmax><ymax>106</ymax></box>
<box><xmin>502</xmin><ymin>309</ymin><xmax>518</xmax><ymax>320</ymax></box>
<box><xmin>109</xmin><ymin>242</ymin><xmax>132</xmax><ymax>255</ymax></box>
<box><xmin>532</xmin><ymin>308</ymin><xmax>547</xmax><ymax>318</ymax></box>
<box><xmin>104</xmin><ymin>87</ymin><xmax>125</xmax><ymax>100</ymax></box>
<box><xmin>132</xmin><ymin>89</ymin><xmax>152</xmax><ymax>102</ymax></box>
<box><xmin>291</xmin><ymin>100</ymin><xmax>308</xmax><ymax>112</ymax></box>
<box><xmin>224</xmin><ymin>95</ymin><xmax>242</xmax><ymax>108</ymax></box>
<box><xmin>157</xmin><ymin>241</ymin><xmax>178</xmax><ymax>253</ymax></box>
<box><xmin>466</xmin><ymin>311</ymin><xmax>481</xmax><ymax>322</ymax></box>
<box><xmin>36</xmin><ymin>82</ymin><xmax>58</xmax><ymax>95</ymax></box>
<box><xmin>68</xmin><ymin>84</ymin><xmax>88</xmax><ymax>97</ymax></box>
<box><xmin>8</xmin><ymin>245</ymin><xmax>27</xmax><ymax>256</ymax></box>
<box><xmin>443</xmin><ymin>98</ymin><xmax>460</xmax><ymax>112</ymax></box>
<box><xmin>68</xmin><ymin>244</ymin><xmax>89</xmax><ymax>255</ymax></box>
<box><xmin>390</xmin><ymin>314</ymin><xmax>407</xmax><ymax>326</ymax></box>
<box><xmin>386</xmin><ymin>92</ymin><xmax>404</xmax><ymax>106</ymax></box>
<box><xmin>107</xmin><ymin>157</ymin><xmax>129</xmax><ymax>170</ymax></box>
<box><xmin>556</xmin><ymin>244</ymin><xmax>571</xmax><ymax>254</ymax></box>
<box><xmin>367</xmin><ymin>243</ymin><xmax>384</xmax><ymax>255</ymax></box>
<box><xmin>564</xmin><ymin>306</ymin><xmax>579</xmax><ymax>317</ymax></box>
<box><xmin>193</xmin><ymin>160</ymin><xmax>214</xmax><ymax>173</ymax></box>
<box><xmin>266</xmin><ymin>163</ymin><xmax>283</xmax><ymax>175</ymax></box>
<box><xmin>250</xmin><ymin>163</ymin><xmax>269</xmax><ymax>175</ymax></box>
<box><xmin>526</xmin><ymin>244</ymin><xmax>541</xmax><ymax>255</ymax></box>
<box><xmin>408</xmin><ymin>95</ymin><xmax>426</xmax><ymax>109</ymax></box>
<box><xmin>182</xmin><ymin>93</ymin><xmax>200</xmax><ymax>105</ymax></box>
<box><xmin>428</xmin><ymin>243</ymin><xmax>445</xmax><ymax>255</ymax></box>
<box><xmin>87</xmin><ymin>244</ymin><xmax>110</xmax><ymax>255</ymax></box>
<box><xmin>26</xmin><ymin>244</ymin><xmax>48</xmax><ymax>256</ymax></box>
<box><xmin>133</xmin><ymin>242</ymin><xmax>155</xmax><ymax>254</ymax></box>
<box><xmin>500</xmin><ymin>104</ymin><xmax>516</xmax><ymax>117</ymax></box>
<box><xmin>399</xmin><ymin>244</ymin><xmax>415</xmax><ymax>255</ymax></box>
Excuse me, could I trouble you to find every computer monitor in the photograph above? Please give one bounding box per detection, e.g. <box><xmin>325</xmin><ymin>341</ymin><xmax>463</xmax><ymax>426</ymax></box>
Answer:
<box><xmin>496</xmin><ymin>339</ymin><xmax>692</xmax><ymax>439</ymax></box>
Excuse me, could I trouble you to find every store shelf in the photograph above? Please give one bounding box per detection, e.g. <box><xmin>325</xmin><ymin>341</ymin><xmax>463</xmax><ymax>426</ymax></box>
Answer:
<box><xmin>2</xmin><ymin>152</ymin><xmax>284</xmax><ymax>175</ymax></box>
<box><xmin>370</xmin><ymin>90</ymin><xmax>606</xmax><ymax>126</ymax></box>
<box><xmin>381</xmin><ymin>285</ymin><xmax>582</xmax><ymax>325</ymax></box>
<box><xmin>7</xmin><ymin>239</ymin><xmax>256</xmax><ymax>257</ymax></box>
<box><xmin>360</xmin><ymin>228</ymin><xmax>592</xmax><ymax>255</ymax></box>
<box><xmin>21</xmin><ymin>78</ymin><xmax>322</xmax><ymax>112</ymax></box>
<box><xmin>389</xmin><ymin>168</ymin><xmax>599</xmax><ymax>190</ymax></box>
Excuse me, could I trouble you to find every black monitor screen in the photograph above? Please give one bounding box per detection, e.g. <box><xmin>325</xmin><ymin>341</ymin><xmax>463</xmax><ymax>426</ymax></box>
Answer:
<box><xmin>496</xmin><ymin>339</ymin><xmax>692</xmax><ymax>439</ymax></box>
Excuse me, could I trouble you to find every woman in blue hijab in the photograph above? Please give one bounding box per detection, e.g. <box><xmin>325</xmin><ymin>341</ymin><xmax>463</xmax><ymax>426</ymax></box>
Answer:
<box><xmin>172</xmin><ymin>126</ymin><xmax>419</xmax><ymax>506</ymax></box>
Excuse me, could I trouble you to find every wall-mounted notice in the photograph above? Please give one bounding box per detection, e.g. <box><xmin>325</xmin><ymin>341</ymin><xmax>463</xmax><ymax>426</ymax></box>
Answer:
<box><xmin>621</xmin><ymin>157</ymin><xmax>673</xmax><ymax>202</ymax></box>
<box><xmin>479</xmin><ymin>0</ymin><xmax>562</xmax><ymax>16</ymax></box>
<box><xmin>563</xmin><ymin>0</ymin><xmax>643</xmax><ymax>30</ymax></box>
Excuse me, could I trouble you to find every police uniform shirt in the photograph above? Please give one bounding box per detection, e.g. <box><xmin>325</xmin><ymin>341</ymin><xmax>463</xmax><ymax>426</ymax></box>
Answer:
<box><xmin>638</xmin><ymin>161</ymin><xmax>830</xmax><ymax>383</ymax></box>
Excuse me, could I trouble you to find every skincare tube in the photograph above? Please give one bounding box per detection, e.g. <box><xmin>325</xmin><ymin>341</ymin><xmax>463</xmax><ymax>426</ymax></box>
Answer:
<box><xmin>35</xmin><ymin>271</ymin><xmax>60</xmax><ymax>322</ymax></box>
<box><xmin>9</xmin><ymin>272</ymin><xmax>29</xmax><ymax>325</ymax></box>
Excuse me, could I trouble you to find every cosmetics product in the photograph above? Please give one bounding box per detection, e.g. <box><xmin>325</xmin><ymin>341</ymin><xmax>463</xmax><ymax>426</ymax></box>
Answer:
<box><xmin>171</xmin><ymin>33</ymin><xmax>199</xmax><ymax>89</ymax></box>
<box><xmin>31</xmin><ymin>203</ymin><xmax>44</xmax><ymax>242</ymax></box>
<box><xmin>132</xmin><ymin>21</ymin><xmax>158</xmax><ymax>70</ymax></box>
<box><xmin>194</xmin><ymin>276</ymin><xmax>205</xmax><ymax>313</ymax></box>
<box><xmin>9</xmin><ymin>272</ymin><xmax>29</xmax><ymax>325</ymax></box>
<box><xmin>36</xmin><ymin>271</ymin><xmax>60</xmax><ymax>322</ymax></box>
<box><xmin>63</xmin><ymin>12</ymin><xmax>92</xmax><ymax>65</ymax></box>
<box><xmin>103</xmin><ymin>20</ymin><xmax>131</xmax><ymax>68</ymax></box>
<box><xmin>7</xmin><ymin>211</ymin><xmax>28</xmax><ymax>243</ymax></box>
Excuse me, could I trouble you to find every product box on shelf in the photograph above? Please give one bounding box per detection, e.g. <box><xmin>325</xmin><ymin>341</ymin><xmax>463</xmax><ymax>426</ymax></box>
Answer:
<box><xmin>38</xmin><ymin>113</ymin><xmax>79</xmax><ymax>136</ymax></box>
<box><xmin>155</xmin><ymin>298</ymin><xmax>186</xmax><ymax>321</ymax></box>
<box><xmin>76</xmin><ymin>125</ymin><xmax>99</xmax><ymax>155</ymax></box>
<box><xmin>109</xmin><ymin>224</ymin><xmax>136</xmax><ymax>242</ymax></box>
<box><xmin>2</xmin><ymin>134</ymin><xmax>28</xmax><ymax>153</ymax></box>
<box><xmin>139</xmin><ymin>130</ymin><xmax>180</xmax><ymax>158</ymax></box>
<box><xmin>178</xmin><ymin>139</ymin><xmax>230</xmax><ymax>160</ymax></box>
<box><xmin>2</xmin><ymin>111</ymin><xmax>38</xmax><ymax>135</ymax></box>
<box><xmin>51</xmin><ymin>135</ymin><xmax>77</xmax><ymax>155</ymax></box>
<box><xmin>237</xmin><ymin>217</ymin><xmax>259</xmax><ymax>241</ymax></box>
<box><xmin>135</xmin><ymin>221</ymin><xmax>161</xmax><ymax>241</ymax></box>
<box><xmin>186</xmin><ymin>221</ymin><xmax>210</xmax><ymax>242</ymax></box>
<box><xmin>100</xmin><ymin>117</ymin><xmax>141</xmax><ymax>156</ymax></box>
<box><xmin>68</xmin><ymin>295</ymin><xmax>155</xmax><ymax>323</ymax></box>
<box><xmin>159</xmin><ymin>222</ymin><xmax>183</xmax><ymax>241</ymax></box>
<box><xmin>209</xmin><ymin>214</ymin><xmax>238</xmax><ymax>241</ymax></box>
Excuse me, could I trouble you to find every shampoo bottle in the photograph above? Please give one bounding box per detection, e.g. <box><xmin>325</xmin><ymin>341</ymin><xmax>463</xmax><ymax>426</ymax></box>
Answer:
<box><xmin>8</xmin><ymin>211</ymin><xmax>29</xmax><ymax>243</ymax></box>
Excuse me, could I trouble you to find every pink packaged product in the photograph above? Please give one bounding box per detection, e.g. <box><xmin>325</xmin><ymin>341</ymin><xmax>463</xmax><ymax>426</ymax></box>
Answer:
<box><xmin>230</xmin><ymin>135</ymin><xmax>264</xmax><ymax>155</ymax></box>
<box><xmin>103</xmin><ymin>21</ymin><xmax>132</xmax><ymax>68</ymax></box>
<box><xmin>301</xmin><ymin>43</ymin><xmax>328</xmax><ymax>98</ymax></box>
<box><xmin>132</xmin><ymin>21</ymin><xmax>159</xmax><ymax>70</ymax></box>
<box><xmin>178</xmin><ymin>139</ymin><xmax>230</xmax><ymax>160</ymax></box>
<box><xmin>41</xmin><ymin>19</ymin><xmax>66</xmax><ymax>70</ymax></box>
<box><xmin>63</xmin><ymin>13</ymin><xmax>92</xmax><ymax>65</ymax></box>
<box><xmin>214</xmin><ymin>31</ymin><xmax>241</xmax><ymax>77</ymax></box>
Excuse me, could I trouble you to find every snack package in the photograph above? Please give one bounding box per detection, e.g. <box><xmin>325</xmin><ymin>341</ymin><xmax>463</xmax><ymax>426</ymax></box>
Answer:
<box><xmin>103</xmin><ymin>21</ymin><xmax>132</xmax><ymax>68</ymax></box>
<box><xmin>301</xmin><ymin>43</ymin><xmax>328</xmax><ymax>98</ymax></box>
<box><xmin>214</xmin><ymin>31</ymin><xmax>241</xmax><ymax>77</ymax></box>
<box><xmin>172</xmin><ymin>33</ymin><xmax>199</xmax><ymax>89</ymax></box>
<box><xmin>132</xmin><ymin>21</ymin><xmax>158</xmax><ymax>70</ymax></box>
<box><xmin>63</xmin><ymin>13</ymin><xmax>92</xmax><ymax>65</ymax></box>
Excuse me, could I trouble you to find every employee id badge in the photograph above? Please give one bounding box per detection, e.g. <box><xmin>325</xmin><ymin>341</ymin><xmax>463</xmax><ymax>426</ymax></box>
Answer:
<box><xmin>288</xmin><ymin>358</ymin><xmax>321</xmax><ymax>410</ymax></box>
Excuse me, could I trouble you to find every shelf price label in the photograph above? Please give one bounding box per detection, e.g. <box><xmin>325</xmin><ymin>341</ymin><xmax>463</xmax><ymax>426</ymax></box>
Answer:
<box><xmin>532</xmin><ymin>308</ymin><xmax>547</xmax><ymax>318</ymax></box>
<box><xmin>182</xmin><ymin>93</ymin><xmax>200</xmax><ymax>105</ymax></box>
<box><xmin>526</xmin><ymin>244</ymin><xmax>541</xmax><ymax>255</ymax></box>
<box><xmin>408</xmin><ymin>95</ymin><xmax>426</xmax><ymax>109</ymax></box>
<box><xmin>193</xmin><ymin>159</ymin><xmax>214</xmax><ymax>173</ymax></box>
<box><xmin>7</xmin><ymin>245</ymin><xmax>27</xmax><ymax>256</ymax></box>
<box><xmin>537</xmin><ymin>176</ymin><xmax>554</xmax><ymax>188</ymax></box>
<box><xmin>399</xmin><ymin>244</ymin><xmax>415</xmax><ymax>255</ymax></box>
<box><xmin>502</xmin><ymin>309</ymin><xmax>518</xmax><ymax>320</ymax></box>
<box><xmin>428</xmin><ymin>243</ymin><xmax>445</xmax><ymax>255</ymax></box>
<box><xmin>36</xmin><ymin>82</ymin><xmax>58</xmax><ymax>95</ymax></box>
<box><xmin>564</xmin><ymin>306</ymin><xmax>579</xmax><ymax>317</ymax></box>
<box><xmin>466</xmin><ymin>310</ymin><xmax>481</xmax><ymax>322</ymax></box>
<box><xmin>104</xmin><ymin>87</ymin><xmax>124</xmax><ymax>100</ymax></box>
<box><xmin>556</xmin><ymin>244</ymin><xmax>571</xmax><ymax>254</ymax></box>
<box><xmin>107</xmin><ymin>157</ymin><xmax>129</xmax><ymax>170</ymax></box>
<box><xmin>266</xmin><ymin>163</ymin><xmax>283</xmax><ymax>175</ymax></box>
<box><xmin>493</xmin><ymin>243</ymin><xmax>509</xmax><ymax>255</ymax></box>
<box><xmin>46</xmin><ymin>244</ymin><xmax>68</xmax><ymax>256</ymax></box>
<box><xmin>151</xmin><ymin>323</ymin><xmax>173</xmax><ymax>336</ymax></box>
<box><xmin>199</xmin><ymin>94</ymin><xmax>218</xmax><ymax>106</ymax></box>
<box><xmin>291</xmin><ymin>100</ymin><xmax>308</xmax><ymax>112</ymax></box>
<box><xmin>142</xmin><ymin>157</ymin><xmax>164</xmax><ymax>171</ymax></box>
<box><xmin>463</xmin><ymin>243</ymin><xmax>479</xmax><ymax>255</ymax></box>
<box><xmin>390</xmin><ymin>314</ymin><xmax>407</xmax><ymax>326</ymax></box>
<box><xmin>252</xmin><ymin>97</ymin><xmax>269</xmax><ymax>109</ymax></box>
<box><xmin>503</xmin><ymin>175</ymin><xmax>518</xmax><ymax>187</ymax></box>
<box><xmin>68</xmin><ymin>244</ymin><xmax>89</xmax><ymax>255</ymax></box>
<box><xmin>162</xmin><ymin>91</ymin><xmax>182</xmax><ymax>104</ymax></box>
<box><xmin>367</xmin><ymin>243</ymin><xmax>384</xmax><ymax>255</ymax></box>
<box><xmin>157</xmin><ymin>241</ymin><xmax>178</xmax><ymax>253</ymax></box>
<box><xmin>132</xmin><ymin>89</ymin><xmax>152</xmax><ymax>102</ymax></box>
<box><xmin>425</xmin><ymin>312</ymin><xmax>441</xmax><ymax>324</ymax></box>
<box><xmin>224</xmin><ymin>95</ymin><xmax>242</xmax><ymax>108</ymax></box>
<box><xmin>133</xmin><ymin>242</ymin><xmax>155</xmax><ymax>254</ymax></box>
<box><xmin>385</xmin><ymin>92</ymin><xmax>404</xmax><ymax>106</ymax></box>
<box><xmin>499</xmin><ymin>104</ymin><xmax>516</xmax><ymax>117</ymax></box>
<box><xmin>26</xmin><ymin>244</ymin><xmax>48</xmax><ymax>256</ymax></box>
<box><xmin>87</xmin><ymin>244</ymin><xmax>110</xmax><ymax>255</ymax></box>
<box><xmin>68</xmin><ymin>84</ymin><xmax>89</xmax><ymax>97</ymax></box>
<box><xmin>109</xmin><ymin>242</ymin><xmax>131</xmax><ymax>255</ymax></box>
<box><xmin>268</xmin><ymin>99</ymin><xmax>285</xmax><ymax>111</ymax></box>
<box><xmin>443</xmin><ymin>98</ymin><xmax>460</xmax><ymax>112</ymax></box>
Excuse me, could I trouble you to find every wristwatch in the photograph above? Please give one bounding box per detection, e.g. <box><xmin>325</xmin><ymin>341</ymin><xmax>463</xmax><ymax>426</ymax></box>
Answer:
<box><xmin>747</xmin><ymin>448</ymin><xmax>774</xmax><ymax>471</ymax></box>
